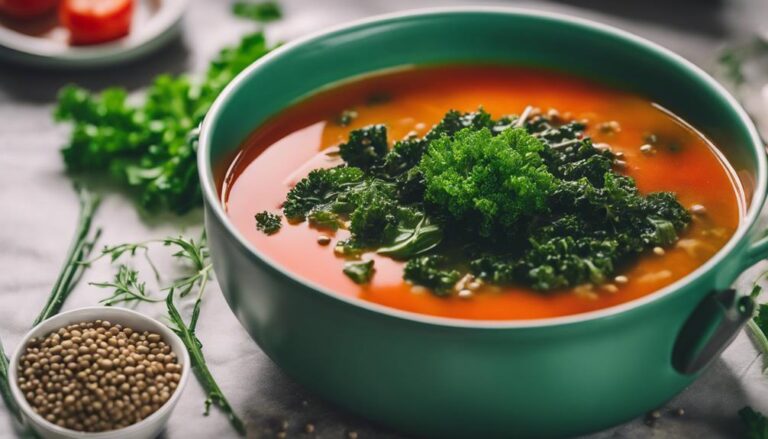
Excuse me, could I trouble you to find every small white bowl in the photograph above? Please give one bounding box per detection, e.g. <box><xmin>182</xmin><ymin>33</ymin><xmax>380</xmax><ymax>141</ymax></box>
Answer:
<box><xmin>9</xmin><ymin>306</ymin><xmax>190</xmax><ymax>439</ymax></box>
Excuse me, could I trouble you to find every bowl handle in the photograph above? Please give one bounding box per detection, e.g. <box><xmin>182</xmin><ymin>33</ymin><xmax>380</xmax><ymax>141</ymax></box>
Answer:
<box><xmin>671</xmin><ymin>289</ymin><xmax>755</xmax><ymax>374</ymax></box>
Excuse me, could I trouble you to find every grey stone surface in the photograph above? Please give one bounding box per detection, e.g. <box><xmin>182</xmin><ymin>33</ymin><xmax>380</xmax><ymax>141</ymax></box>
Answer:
<box><xmin>1</xmin><ymin>0</ymin><xmax>768</xmax><ymax>438</ymax></box>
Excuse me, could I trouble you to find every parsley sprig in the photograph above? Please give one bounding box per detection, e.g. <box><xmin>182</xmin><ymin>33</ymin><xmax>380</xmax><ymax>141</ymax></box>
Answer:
<box><xmin>55</xmin><ymin>33</ymin><xmax>275</xmax><ymax>214</ymax></box>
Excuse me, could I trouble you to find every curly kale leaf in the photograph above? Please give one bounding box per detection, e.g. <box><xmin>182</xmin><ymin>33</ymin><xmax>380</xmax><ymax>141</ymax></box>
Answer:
<box><xmin>339</xmin><ymin>125</ymin><xmax>389</xmax><ymax>170</ymax></box>
<box><xmin>255</xmin><ymin>211</ymin><xmax>281</xmax><ymax>235</ymax></box>
<box><xmin>419</xmin><ymin>127</ymin><xmax>556</xmax><ymax>238</ymax></box>
<box><xmin>404</xmin><ymin>255</ymin><xmax>461</xmax><ymax>296</ymax></box>
<box><xmin>282</xmin><ymin>167</ymin><xmax>365</xmax><ymax>221</ymax></box>
<box><xmin>377</xmin><ymin>213</ymin><xmax>443</xmax><ymax>259</ymax></box>
<box><xmin>425</xmin><ymin>109</ymin><xmax>494</xmax><ymax>141</ymax></box>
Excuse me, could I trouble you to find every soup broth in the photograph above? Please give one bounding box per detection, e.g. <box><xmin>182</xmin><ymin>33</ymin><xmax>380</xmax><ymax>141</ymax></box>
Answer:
<box><xmin>221</xmin><ymin>65</ymin><xmax>743</xmax><ymax>320</ymax></box>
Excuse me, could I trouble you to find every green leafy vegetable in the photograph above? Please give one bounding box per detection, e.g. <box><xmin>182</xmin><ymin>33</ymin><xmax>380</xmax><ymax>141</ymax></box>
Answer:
<box><xmin>55</xmin><ymin>33</ymin><xmax>276</xmax><ymax>214</ymax></box>
<box><xmin>273</xmin><ymin>108</ymin><xmax>691</xmax><ymax>294</ymax></box>
<box><xmin>255</xmin><ymin>211</ymin><xmax>282</xmax><ymax>234</ymax></box>
<box><xmin>740</xmin><ymin>406</ymin><xmax>768</xmax><ymax>439</ymax></box>
<box><xmin>233</xmin><ymin>1</ymin><xmax>282</xmax><ymax>22</ymax></box>
<box><xmin>339</xmin><ymin>124</ymin><xmax>389</xmax><ymax>170</ymax></box>
<box><xmin>404</xmin><ymin>255</ymin><xmax>461</xmax><ymax>296</ymax></box>
<box><xmin>282</xmin><ymin>167</ymin><xmax>365</xmax><ymax>220</ymax></box>
<box><xmin>420</xmin><ymin>127</ymin><xmax>555</xmax><ymax>238</ymax></box>
<box><xmin>343</xmin><ymin>260</ymin><xmax>375</xmax><ymax>284</ymax></box>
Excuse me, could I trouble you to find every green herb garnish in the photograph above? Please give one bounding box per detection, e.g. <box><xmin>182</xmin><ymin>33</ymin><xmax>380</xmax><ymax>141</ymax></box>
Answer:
<box><xmin>54</xmin><ymin>33</ymin><xmax>275</xmax><ymax>214</ymax></box>
<box><xmin>233</xmin><ymin>1</ymin><xmax>282</xmax><ymax>22</ymax></box>
<box><xmin>741</xmin><ymin>406</ymin><xmax>768</xmax><ymax>439</ymax></box>
<box><xmin>91</xmin><ymin>265</ymin><xmax>162</xmax><ymax>306</ymax></box>
<box><xmin>343</xmin><ymin>260</ymin><xmax>375</xmax><ymax>284</ymax></box>
<box><xmin>276</xmin><ymin>108</ymin><xmax>691</xmax><ymax>294</ymax></box>
<box><xmin>255</xmin><ymin>211</ymin><xmax>282</xmax><ymax>234</ymax></box>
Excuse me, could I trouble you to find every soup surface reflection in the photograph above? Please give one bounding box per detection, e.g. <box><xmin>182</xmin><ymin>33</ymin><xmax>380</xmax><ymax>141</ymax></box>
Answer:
<box><xmin>221</xmin><ymin>66</ymin><xmax>743</xmax><ymax>320</ymax></box>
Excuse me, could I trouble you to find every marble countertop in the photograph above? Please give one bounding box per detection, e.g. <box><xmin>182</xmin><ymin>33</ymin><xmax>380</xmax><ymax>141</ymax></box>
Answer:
<box><xmin>1</xmin><ymin>0</ymin><xmax>768</xmax><ymax>437</ymax></box>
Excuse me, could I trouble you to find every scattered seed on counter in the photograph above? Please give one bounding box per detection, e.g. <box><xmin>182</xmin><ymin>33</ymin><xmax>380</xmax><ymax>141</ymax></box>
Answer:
<box><xmin>17</xmin><ymin>320</ymin><xmax>181</xmax><ymax>433</ymax></box>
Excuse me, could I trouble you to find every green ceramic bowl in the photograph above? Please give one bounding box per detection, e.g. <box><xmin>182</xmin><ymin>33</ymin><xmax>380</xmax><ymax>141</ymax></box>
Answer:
<box><xmin>198</xmin><ymin>8</ymin><xmax>766</xmax><ymax>438</ymax></box>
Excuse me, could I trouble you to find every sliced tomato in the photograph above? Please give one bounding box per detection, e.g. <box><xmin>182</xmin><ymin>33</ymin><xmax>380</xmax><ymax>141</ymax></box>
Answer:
<box><xmin>59</xmin><ymin>0</ymin><xmax>134</xmax><ymax>45</ymax></box>
<box><xmin>0</xmin><ymin>0</ymin><xmax>59</xmax><ymax>19</ymax></box>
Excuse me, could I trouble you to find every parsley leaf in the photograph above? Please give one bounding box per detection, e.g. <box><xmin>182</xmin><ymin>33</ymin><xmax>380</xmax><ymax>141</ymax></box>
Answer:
<box><xmin>55</xmin><ymin>33</ymin><xmax>276</xmax><ymax>214</ymax></box>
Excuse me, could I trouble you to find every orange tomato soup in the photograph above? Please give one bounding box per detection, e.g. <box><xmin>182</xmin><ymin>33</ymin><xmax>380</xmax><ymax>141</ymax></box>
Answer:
<box><xmin>220</xmin><ymin>66</ymin><xmax>743</xmax><ymax>320</ymax></box>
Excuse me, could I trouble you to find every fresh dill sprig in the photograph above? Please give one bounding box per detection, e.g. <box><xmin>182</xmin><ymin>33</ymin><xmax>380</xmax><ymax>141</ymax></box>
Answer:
<box><xmin>91</xmin><ymin>265</ymin><xmax>162</xmax><ymax>306</ymax></box>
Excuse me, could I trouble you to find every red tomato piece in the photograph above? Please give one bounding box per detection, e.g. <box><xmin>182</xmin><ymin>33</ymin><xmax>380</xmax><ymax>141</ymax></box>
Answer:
<box><xmin>0</xmin><ymin>0</ymin><xmax>59</xmax><ymax>19</ymax></box>
<box><xmin>59</xmin><ymin>0</ymin><xmax>134</xmax><ymax>46</ymax></box>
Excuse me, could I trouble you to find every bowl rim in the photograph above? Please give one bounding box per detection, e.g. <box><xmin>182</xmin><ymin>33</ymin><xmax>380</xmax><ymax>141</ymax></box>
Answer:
<box><xmin>198</xmin><ymin>6</ymin><xmax>767</xmax><ymax>330</ymax></box>
<box><xmin>8</xmin><ymin>306</ymin><xmax>191</xmax><ymax>438</ymax></box>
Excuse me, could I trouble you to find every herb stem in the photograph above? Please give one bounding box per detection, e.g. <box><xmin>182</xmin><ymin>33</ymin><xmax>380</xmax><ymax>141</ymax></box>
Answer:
<box><xmin>747</xmin><ymin>319</ymin><xmax>768</xmax><ymax>362</ymax></box>
<box><xmin>166</xmin><ymin>290</ymin><xmax>245</xmax><ymax>435</ymax></box>
<box><xmin>34</xmin><ymin>187</ymin><xmax>100</xmax><ymax>326</ymax></box>
<box><xmin>189</xmin><ymin>266</ymin><xmax>211</xmax><ymax>332</ymax></box>
<box><xmin>0</xmin><ymin>338</ymin><xmax>22</xmax><ymax>424</ymax></box>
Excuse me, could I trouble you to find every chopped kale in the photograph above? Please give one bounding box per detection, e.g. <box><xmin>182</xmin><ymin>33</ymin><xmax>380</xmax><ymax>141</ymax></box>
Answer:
<box><xmin>343</xmin><ymin>260</ymin><xmax>375</xmax><ymax>284</ymax></box>
<box><xmin>419</xmin><ymin>127</ymin><xmax>555</xmax><ymax>238</ymax></box>
<box><xmin>308</xmin><ymin>210</ymin><xmax>342</xmax><ymax>231</ymax></box>
<box><xmin>255</xmin><ymin>211</ymin><xmax>281</xmax><ymax>235</ymax></box>
<box><xmin>274</xmin><ymin>107</ymin><xmax>691</xmax><ymax>294</ymax></box>
<box><xmin>404</xmin><ymin>255</ymin><xmax>461</xmax><ymax>296</ymax></box>
<box><xmin>282</xmin><ymin>167</ymin><xmax>364</xmax><ymax>221</ymax></box>
<box><xmin>339</xmin><ymin>125</ymin><xmax>388</xmax><ymax>170</ymax></box>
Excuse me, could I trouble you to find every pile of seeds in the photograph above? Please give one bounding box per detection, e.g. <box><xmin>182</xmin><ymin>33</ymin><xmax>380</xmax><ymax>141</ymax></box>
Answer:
<box><xmin>16</xmin><ymin>320</ymin><xmax>182</xmax><ymax>432</ymax></box>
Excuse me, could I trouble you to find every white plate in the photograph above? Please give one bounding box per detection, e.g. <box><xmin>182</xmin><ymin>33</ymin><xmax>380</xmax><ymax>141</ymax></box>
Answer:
<box><xmin>0</xmin><ymin>0</ymin><xmax>188</xmax><ymax>68</ymax></box>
